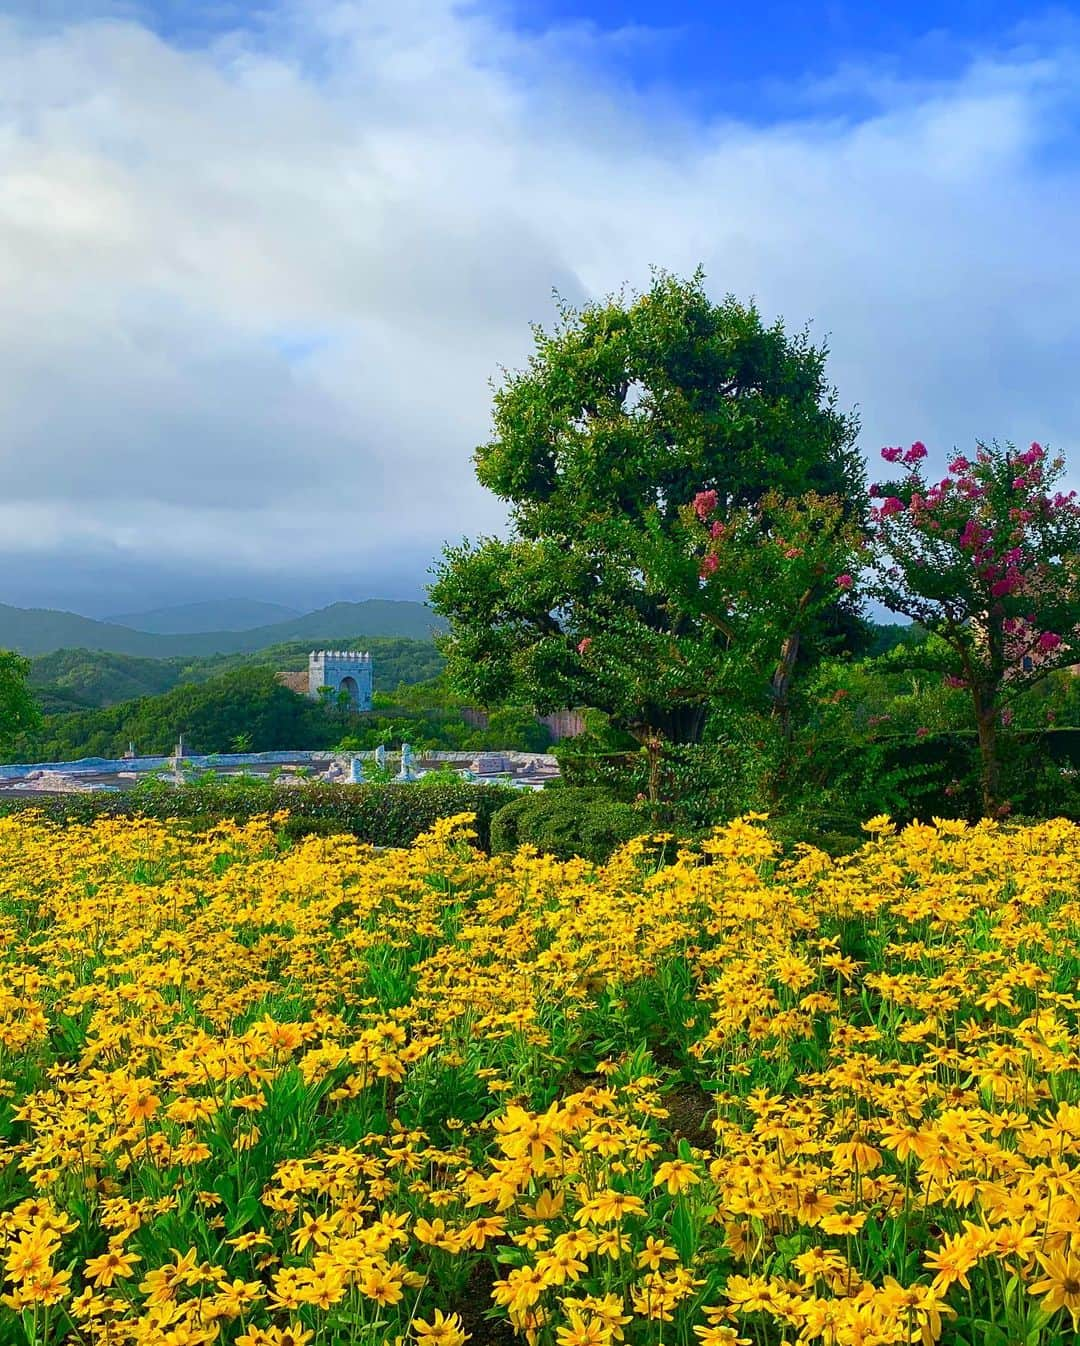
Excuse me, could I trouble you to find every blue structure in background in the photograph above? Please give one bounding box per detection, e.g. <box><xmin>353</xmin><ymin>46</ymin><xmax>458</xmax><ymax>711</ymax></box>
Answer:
<box><xmin>308</xmin><ymin>650</ymin><xmax>373</xmax><ymax>711</ymax></box>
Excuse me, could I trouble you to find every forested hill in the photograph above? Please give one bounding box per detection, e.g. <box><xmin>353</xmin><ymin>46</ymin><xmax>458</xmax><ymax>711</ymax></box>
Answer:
<box><xmin>107</xmin><ymin>599</ymin><xmax>301</xmax><ymax>634</ymax></box>
<box><xmin>0</xmin><ymin>599</ymin><xmax>446</xmax><ymax>657</ymax></box>
<box><xmin>29</xmin><ymin>639</ymin><xmax>444</xmax><ymax>715</ymax></box>
<box><xmin>13</xmin><ymin>667</ymin><xmax>338</xmax><ymax>762</ymax></box>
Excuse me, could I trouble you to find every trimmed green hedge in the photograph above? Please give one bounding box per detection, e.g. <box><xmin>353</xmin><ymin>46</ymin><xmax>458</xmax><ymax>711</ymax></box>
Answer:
<box><xmin>0</xmin><ymin>781</ymin><xmax>519</xmax><ymax>851</ymax></box>
<box><xmin>489</xmin><ymin>787</ymin><xmax>643</xmax><ymax>864</ymax></box>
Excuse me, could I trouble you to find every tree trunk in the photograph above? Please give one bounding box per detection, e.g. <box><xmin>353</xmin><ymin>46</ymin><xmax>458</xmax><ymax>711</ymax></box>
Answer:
<box><xmin>975</xmin><ymin>706</ymin><xmax>999</xmax><ymax>817</ymax></box>
<box><xmin>645</xmin><ymin>735</ymin><xmax>663</xmax><ymax>819</ymax></box>
<box><xmin>771</xmin><ymin>631</ymin><xmax>801</xmax><ymax>741</ymax></box>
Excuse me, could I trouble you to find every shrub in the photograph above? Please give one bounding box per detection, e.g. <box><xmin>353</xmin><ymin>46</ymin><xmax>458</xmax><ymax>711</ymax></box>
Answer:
<box><xmin>553</xmin><ymin>748</ymin><xmax>646</xmax><ymax>800</ymax></box>
<box><xmin>490</xmin><ymin>787</ymin><xmax>643</xmax><ymax>863</ymax></box>
<box><xmin>554</xmin><ymin>735</ymin><xmax>773</xmax><ymax>830</ymax></box>
<box><xmin>763</xmin><ymin>815</ymin><xmax>865</xmax><ymax>857</ymax></box>
<box><xmin>0</xmin><ymin>780</ymin><xmax>519</xmax><ymax>851</ymax></box>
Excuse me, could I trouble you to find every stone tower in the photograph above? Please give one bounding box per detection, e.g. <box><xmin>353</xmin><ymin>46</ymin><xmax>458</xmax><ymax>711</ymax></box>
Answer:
<box><xmin>308</xmin><ymin>650</ymin><xmax>373</xmax><ymax>712</ymax></box>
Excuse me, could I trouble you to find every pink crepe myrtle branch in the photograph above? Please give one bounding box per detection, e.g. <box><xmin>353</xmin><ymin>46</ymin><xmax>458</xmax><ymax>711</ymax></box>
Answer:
<box><xmin>869</xmin><ymin>437</ymin><xmax>1080</xmax><ymax>812</ymax></box>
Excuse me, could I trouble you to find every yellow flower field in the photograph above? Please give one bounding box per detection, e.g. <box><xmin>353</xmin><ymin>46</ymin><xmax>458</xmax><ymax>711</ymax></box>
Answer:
<box><xmin>1</xmin><ymin>809</ymin><xmax>1079</xmax><ymax>1346</ymax></box>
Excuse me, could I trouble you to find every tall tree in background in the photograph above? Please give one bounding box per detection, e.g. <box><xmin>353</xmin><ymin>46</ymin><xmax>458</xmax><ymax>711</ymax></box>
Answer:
<box><xmin>0</xmin><ymin>651</ymin><xmax>40</xmax><ymax>755</ymax></box>
<box><xmin>430</xmin><ymin>269</ymin><xmax>864</xmax><ymax>753</ymax></box>
<box><xmin>870</xmin><ymin>439</ymin><xmax>1080</xmax><ymax>813</ymax></box>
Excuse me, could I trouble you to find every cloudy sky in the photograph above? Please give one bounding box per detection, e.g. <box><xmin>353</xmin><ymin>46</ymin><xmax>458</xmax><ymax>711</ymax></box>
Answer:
<box><xmin>2</xmin><ymin>0</ymin><xmax>1080</xmax><ymax>617</ymax></box>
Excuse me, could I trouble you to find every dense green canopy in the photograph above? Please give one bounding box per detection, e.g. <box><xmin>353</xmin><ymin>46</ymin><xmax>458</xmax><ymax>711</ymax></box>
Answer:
<box><xmin>431</xmin><ymin>270</ymin><xmax>864</xmax><ymax>743</ymax></box>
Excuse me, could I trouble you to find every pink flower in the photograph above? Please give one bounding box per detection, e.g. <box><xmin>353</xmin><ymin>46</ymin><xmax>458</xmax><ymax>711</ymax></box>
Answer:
<box><xmin>576</xmin><ymin>637</ymin><xmax>592</xmax><ymax>655</ymax></box>
<box><xmin>1000</xmin><ymin>707</ymin><xmax>1014</xmax><ymax>727</ymax></box>
<box><xmin>699</xmin><ymin>553</ymin><xmax>719</xmax><ymax>578</ymax></box>
<box><xmin>944</xmin><ymin>674</ymin><xmax>966</xmax><ymax>688</ymax></box>
<box><xmin>835</xmin><ymin>573</ymin><xmax>853</xmax><ymax>590</ymax></box>
<box><xmin>1012</xmin><ymin>477</ymin><xmax>1027</xmax><ymax>490</ymax></box>
<box><xmin>915</xmin><ymin>726</ymin><xmax>930</xmax><ymax>739</ymax></box>
<box><xmin>904</xmin><ymin>441</ymin><xmax>928</xmax><ymax>463</ymax></box>
<box><xmin>880</xmin><ymin>496</ymin><xmax>904</xmax><ymax>516</ymax></box>
<box><xmin>1038</xmin><ymin>631</ymin><xmax>1062</xmax><ymax>651</ymax></box>
<box><xmin>949</xmin><ymin>455</ymin><xmax>970</xmax><ymax>473</ymax></box>
<box><xmin>785</xmin><ymin>547</ymin><xmax>802</xmax><ymax>559</ymax></box>
<box><xmin>693</xmin><ymin>489</ymin><xmax>718</xmax><ymax>520</ymax></box>
<box><xmin>880</xmin><ymin>446</ymin><xmax>903</xmax><ymax>463</ymax></box>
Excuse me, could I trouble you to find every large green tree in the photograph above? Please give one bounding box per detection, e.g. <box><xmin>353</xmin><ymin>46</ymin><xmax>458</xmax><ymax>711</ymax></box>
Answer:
<box><xmin>430</xmin><ymin>270</ymin><xmax>863</xmax><ymax>749</ymax></box>
<box><xmin>0</xmin><ymin>650</ymin><xmax>40</xmax><ymax>755</ymax></box>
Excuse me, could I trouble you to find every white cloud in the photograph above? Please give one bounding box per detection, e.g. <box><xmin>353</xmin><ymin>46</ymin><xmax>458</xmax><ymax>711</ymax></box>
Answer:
<box><xmin>1</xmin><ymin>2</ymin><xmax>1079</xmax><ymax>612</ymax></box>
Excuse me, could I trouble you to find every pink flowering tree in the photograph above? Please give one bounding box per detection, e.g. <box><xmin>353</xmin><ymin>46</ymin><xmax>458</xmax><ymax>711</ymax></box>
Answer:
<box><xmin>870</xmin><ymin>439</ymin><xmax>1080</xmax><ymax>813</ymax></box>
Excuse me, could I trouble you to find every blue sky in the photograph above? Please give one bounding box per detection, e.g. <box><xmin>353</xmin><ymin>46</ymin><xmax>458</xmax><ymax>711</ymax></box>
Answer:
<box><xmin>1</xmin><ymin>0</ymin><xmax>1080</xmax><ymax>614</ymax></box>
<box><xmin>511</xmin><ymin>1</ymin><xmax>1054</xmax><ymax>102</ymax></box>
<box><xmin>139</xmin><ymin>0</ymin><xmax>1079</xmax><ymax>110</ymax></box>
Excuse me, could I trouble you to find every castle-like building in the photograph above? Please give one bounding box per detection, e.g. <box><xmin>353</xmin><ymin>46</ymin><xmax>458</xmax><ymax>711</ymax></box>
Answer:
<box><xmin>276</xmin><ymin>650</ymin><xmax>373</xmax><ymax>712</ymax></box>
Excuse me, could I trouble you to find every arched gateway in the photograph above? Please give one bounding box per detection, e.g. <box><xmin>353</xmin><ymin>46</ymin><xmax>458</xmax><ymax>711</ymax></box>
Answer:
<box><xmin>307</xmin><ymin>651</ymin><xmax>373</xmax><ymax>712</ymax></box>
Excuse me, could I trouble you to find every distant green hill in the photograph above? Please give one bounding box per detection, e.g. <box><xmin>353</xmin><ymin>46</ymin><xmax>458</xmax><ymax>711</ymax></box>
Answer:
<box><xmin>0</xmin><ymin>600</ymin><xmax>447</xmax><ymax>657</ymax></box>
<box><xmin>29</xmin><ymin>639</ymin><xmax>445</xmax><ymax>714</ymax></box>
<box><xmin>259</xmin><ymin>602</ymin><xmax>447</xmax><ymax>646</ymax></box>
<box><xmin>108</xmin><ymin>599</ymin><xmax>301</xmax><ymax>633</ymax></box>
<box><xmin>15</xmin><ymin>667</ymin><xmax>335</xmax><ymax>761</ymax></box>
<box><xmin>9</xmin><ymin>654</ymin><xmax>536</xmax><ymax>765</ymax></box>
<box><xmin>29</xmin><ymin>650</ymin><xmax>185</xmax><ymax>713</ymax></box>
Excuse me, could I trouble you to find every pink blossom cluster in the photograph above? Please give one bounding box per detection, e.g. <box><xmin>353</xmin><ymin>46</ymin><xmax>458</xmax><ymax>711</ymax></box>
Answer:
<box><xmin>693</xmin><ymin>489</ymin><xmax>718</xmax><ymax>520</ymax></box>
<box><xmin>873</xmin><ymin>439</ymin><xmax>1080</xmax><ymax>678</ymax></box>
<box><xmin>688</xmin><ymin>490</ymin><xmax>855</xmax><ymax>594</ymax></box>
<box><xmin>881</xmin><ymin>441</ymin><xmax>927</xmax><ymax>465</ymax></box>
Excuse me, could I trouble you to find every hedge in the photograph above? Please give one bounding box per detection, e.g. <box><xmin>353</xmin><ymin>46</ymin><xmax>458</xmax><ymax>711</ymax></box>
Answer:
<box><xmin>489</xmin><ymin>787</ymin><xmax>643</xmax><ymax>864</ymax></box>
<box><xmin>0</xmin><ymin>780</ymin><xmax>520</xmax><ymax>852</ymax></box>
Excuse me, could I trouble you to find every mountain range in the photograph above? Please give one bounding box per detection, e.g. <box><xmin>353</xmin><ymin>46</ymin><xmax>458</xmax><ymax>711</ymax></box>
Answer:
<box><xmin>0</xmin><ymin>599</ymin><xmax>446</xmax><ymax>658</ymax></box>
<box><xmin>108</xmin><ymin>599</ymin><xmax>302</xmax><ymax>634</ymax></box>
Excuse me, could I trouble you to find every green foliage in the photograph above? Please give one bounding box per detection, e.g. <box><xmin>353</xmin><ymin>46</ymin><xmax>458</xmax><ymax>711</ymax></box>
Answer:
<box><xmin>865</xmin><ymin>620</ymin><xmax>929</xmax><ymax>658</ymax></box>
<box><xmin>0</xmin><ymin>650</ymin><xmax>41</xmax><ymax>753</ymax></box>
<box><xmin>871</xmin><ymin>439</ymin><xmax>1080</xmax><ymax>812</ymax></box>
<box><xmin>554</xmin><ymin>747</ymin><xmax>646</xmax><ymax>798</ymax></box>
<box><xmin>555</xmin><ymin>731</ymin><xmax>775</xmax><ymax>830</ymax></box>
<box><xmin>483</xmin><ymin>706</ymin><xmax>552</xmax><ymax>752</ymax></box>
<box><xmin>10</xmin><ymin>668</ymin><xmax>330</xmax><ymax>761</ymax></box>
<box><xmin>478</xmin><ymin>268</ymin><xmax>861</xmax><ymax>518</ymax></box>
<box><xmin>10</xmin><ymin>657</ymin><xmax>556</xmax><ymax>764</ymax></box>
<box><xmin>431</xmin><ymin>269</ymin><xmax>863</xmax><ymax>748</ymax></box>
<box><xmin>489</xmin><ymin>787</ymin><xmax>642</xmax><ymax>863</ymax></box>
<box><xmin>414</xmin><ymin>765</ymin><xmax>471</xmax><ymax>788</ymax></box>
<box><xmin>0</xmin><ymin>780</ymin><xmax>519</xmax><ymax>851</ymax></box>
<box><xmin>29</xmin><ymin>638</ymin><xmax>444</xmax><ymax>715</ymax></box>
<box><xmin>29</xmin><ymin>648</ymin><xmax>182</xmax><ymax>712</ymax></box>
